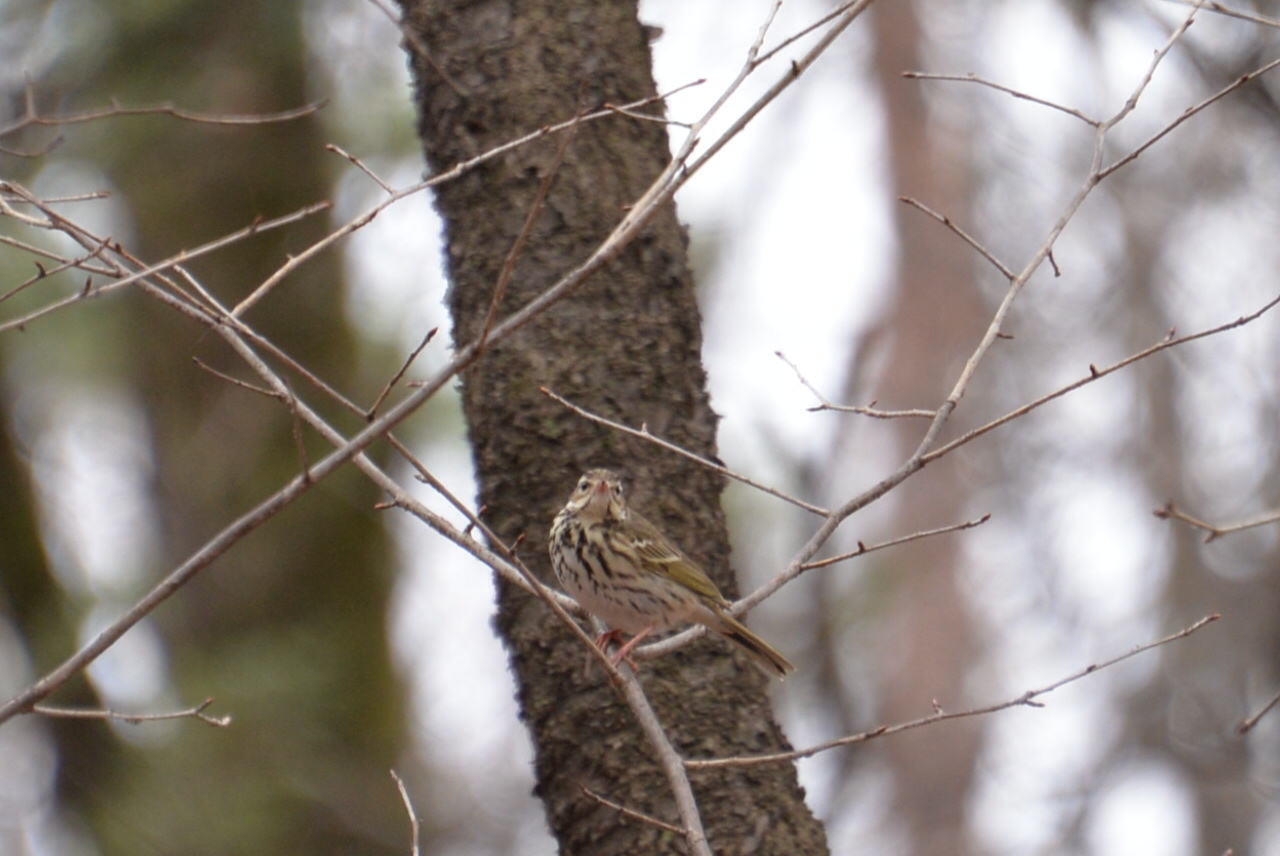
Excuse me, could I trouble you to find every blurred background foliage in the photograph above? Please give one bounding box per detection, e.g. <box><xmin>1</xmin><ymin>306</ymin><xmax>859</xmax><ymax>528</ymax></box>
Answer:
<box><xmin>2</xmin><ymin>1</ymin><xmax>1280</xmax><ymax>856</ymax></box>
<box><xmin>1</xmin><ymin>1</ymin><xmax>413</xmax><ymax>854</ymax></box>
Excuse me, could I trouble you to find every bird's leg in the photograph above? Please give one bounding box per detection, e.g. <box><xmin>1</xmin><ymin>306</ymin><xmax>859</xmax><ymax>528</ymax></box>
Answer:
<box><xmin>594</xmin><ymin>628</ymin><xmax>625</xmax><ymax>651</ymax></box>
<box><xmin>592</xmin><ymin>628</ymin><xmax>639</xmax><ymax>671</ymax></box>
<box><xmin>609</xmin><ymin>626</ymin><xmax>655</xmax><ymax>669</ymax></box>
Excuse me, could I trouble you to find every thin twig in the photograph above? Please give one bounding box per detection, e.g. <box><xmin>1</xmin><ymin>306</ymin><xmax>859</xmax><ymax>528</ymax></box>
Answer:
<box><xmin>580</xmin><ymin>786</ymin><xmax>687</xmax><ymax>836</ymax></box>
<box><xmin>286</xmin><ymin>384</ymin><xmax>313</xmax><ymax>482</ymax></box>
<box><xmin>1099</xmin><ymin>54</ymin><xmax>1280</xmax><ymax>179</ymax></box>
<box><xmin>32</xmin><ymin>697</ymin><xmax>230</xmax><ymax>727</ymax></box>
<box><xmin>228</xmin><ymin>88</ymin><xmax>689</xmax><ymax>318</ymax></box>
<box><xmin>1105</xmin><ymin>5</ymin><xmax>1202</xmax><ymax>130</ymax></box>
<box><xmin>2</xmin><ymin>189</ymin><xmax>113</xmax><ymax>205</ymax></box>
<box><xmin>1155</xmin><ymin>501</ymin><xmax>1280</xmax><ymax>543</ymax></box>
<box><xmin>922</xmin><ymin>294</ymin><xmax>1280</xmax><ymax>465</ymax></box>
<box><xmin>604</xmin><ymin>102</ymin><xmax>691</xmax><ymax>128</ymax></box>
<box><xmin>390</xmin><ymin>770</ymin><xmax>421</xmax><ymax>856</ymax></box>
<box><xmin>326</xmin><ymin>144</ymin><xmax>394</xmax><ymax>194</ymax></box>
<box><xmin>747</xmin><ymin>1</ymin><xmax>785</xmax><ymax>68</ymax></box>
<box><xmin>0</xmin><ymin>80</ymin><xmax>324</xmax><ymax>147</ymax></box>
<box><xmin>477</xmin><ymin>119</ymin><xmax>579</xmax><ymax>350</ymax></box>
<box><xmin>681</xmin><ymin>1</ymin><xmax>875</xmax><ymax>183</ymax></box>
<box><xmin>0</xmin><ymin>185</ymin><xmax>331</xmax><ymax>333</ymax></box>
<box><xmin>1187</xmin><ymin>0</ymin><xmax>1280</xmax><ymax>29</ymax></box>
<box><xmin>755</xmin><ymin>0</ymin><xmax>862</xmax><ymax>65</ymax></box>
<box><xmin>367</xmin><ymin>328</ymin><xmax>438</xmax><ymax>419</ymax></box>
<box><xmin>1239</xmin><ymin>689</ymin><xmax>1280</xmax><ymax>734</ymax></box>
<box><xmin>775</xmin><ymin>351</ymin><xmax>935</xmax><ymax>418</ymax></box>
<box><xmin>365</xmin><ymin>0</ymin><xmax>467</xmax><ymax>97</ymax></box>
<box><xmin>799</xmin><ymin>515</ymin><xmax>991</xmax><ymax>571</ymax></box>
<box><xmin>192</xmin><ymin>358</ymin><xmax>281</xmax><ymax>398</ymax></box>
<box><xmin>0</xmin><ymin>240</ymin><xmax>114</xmax><ymax>305</ymax></box>
<box><xmin>172</xmin><ymin>264</ymin><xmax>235</xmax><ymax>319</ymax></box>
<box><xmin>541</xmin><ymin>386</ymin><xmax>829</xmax><ymax>516</ymax></box>
<box><xmin>685</xmin><ymin>615</ymin><xmax>1220</xmax><ymax>769</ymax></box>
<box><xmin>899</xmin><ymin>196</ymin><xmax>1016</xmax><ymax>281</ymax></box>
<box><xmin>903</xmin><ymin>71</ymin><xmax>1099</xmax><ymax>126</ymax></box>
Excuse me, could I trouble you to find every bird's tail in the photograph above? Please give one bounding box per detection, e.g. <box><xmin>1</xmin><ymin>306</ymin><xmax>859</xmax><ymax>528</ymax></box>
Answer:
<box><xmin>712</xmin><ymin>611</ymin><xmax>795</xmax><ymax>679</ymax></box>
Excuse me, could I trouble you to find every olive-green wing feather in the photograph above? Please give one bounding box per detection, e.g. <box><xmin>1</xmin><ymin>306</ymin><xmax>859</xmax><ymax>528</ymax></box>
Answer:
<box><xmin>614</xmin><ymin>511</ymin><xmax>795</xmax><ymax>679</ymax></box>
<box><xmin>619</xmin><ymin>511</ymin><xmax>726</xmax><ymax>602</ymax></box>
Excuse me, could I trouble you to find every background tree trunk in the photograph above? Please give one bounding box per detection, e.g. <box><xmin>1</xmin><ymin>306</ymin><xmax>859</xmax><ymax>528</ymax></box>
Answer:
<box><xmin>833</xmin><ymin>4</ymin><xmax>985</xmax><ymax>853</ymax></box>
<box><xmin>399</xmin><ymin>0</ymin><xmax>828</xmax><ymax>852</ymax></box>
<box><xmin>1</xmin><ymin>3</ymin><xmax>405</xmax><ymax>853</ymax></box>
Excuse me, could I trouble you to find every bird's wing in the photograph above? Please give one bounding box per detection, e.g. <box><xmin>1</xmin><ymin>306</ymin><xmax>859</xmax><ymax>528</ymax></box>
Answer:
<box><xmin>624</xmin><ymin>512</ymin><xmax>726</xmax><ymax>602</ymax></box>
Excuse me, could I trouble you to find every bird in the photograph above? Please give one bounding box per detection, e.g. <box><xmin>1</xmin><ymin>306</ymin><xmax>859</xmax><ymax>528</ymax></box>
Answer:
<box><xmin>549</xmin><ymin>468</ymin><xmax>794</xmax><ymax>679</ymax></box>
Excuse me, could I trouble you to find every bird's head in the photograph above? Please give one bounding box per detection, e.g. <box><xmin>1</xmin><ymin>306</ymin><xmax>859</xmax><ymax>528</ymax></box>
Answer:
<box><xmin>566</xmin><ymin>468</ymin><xmax>626</xmax><ymax>523</ymax></box>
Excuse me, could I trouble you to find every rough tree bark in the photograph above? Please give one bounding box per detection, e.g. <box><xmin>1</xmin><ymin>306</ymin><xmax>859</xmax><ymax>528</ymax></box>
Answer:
<box><xmin>398</xmin><ymin>0</ymin><xmax>828</xmax><ymax>853</ymax></box>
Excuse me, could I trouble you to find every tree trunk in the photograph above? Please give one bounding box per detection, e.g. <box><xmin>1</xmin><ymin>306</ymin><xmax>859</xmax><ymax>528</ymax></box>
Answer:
<box><xmin>840</xmin><ymin>4</ymin><xmax>985</xmax><ymax>854</ymax></box>
<box><xmin>399</xmin><ymin>0</ymin><xmax>828</xmax><ymax>852</ymax></box>
<box><xmin>11</xmin><ymin>3</ymin><xmax>406</xmax><ymax>853</ymax></box>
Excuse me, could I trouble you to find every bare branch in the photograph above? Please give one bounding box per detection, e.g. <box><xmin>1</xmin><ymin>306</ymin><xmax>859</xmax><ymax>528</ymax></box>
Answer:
<box><xmin>604</xmin><ymin>101</ymin><xmax>691</xmax><ymax>128</ymax></box>
<box><xmin>0</xmin><ymin>184</ymin><xmax>331</xmax><ymax>334</ymax></box>
<box><xmin>580</xmin><ymin>786</ymin><xmax>687</xmax><ymax>836</ymax></box>
<box><xmin>368</xmin><ymin>328</ymin><xmax>438</xmax><ymax>419</ymax></box>
<box><xmin>614</xmin><ymin>666</ymin><xmax>711</xmax><ymax>856</ymax></box>
<box><xmin>0</xmin><ymin>237</ymin><xmax>114</xmax><ymax>304</ymax></box>
<box><xmin>1106</xmin><ymin>4</ymin><xmax>1202</xmax><ymax>130</ymax></box>
<box><xmin>541</xmin><ymin>386</ymin><xmax>829</xmax><ymax>516</ymax></box>
<box><xmin>1100</xmin><ymin>53</ymin><xmax>1280</xmax><ymax>179</ymax></box>
<box><xmin>365</xmin><ymin>0</ymin><xmax>467</xmax><ymax>97</ymax></box>
<box><xmin>902</xmin><ymin>70</ymin><xmax>1099</xmax><ymax>126</ymax></box>
<box><xmin>390</xmin><ymin>770</ymin><xmax>421</xmax><ymax>856</ymax></box>
<box><xmin>477</xmin><ymin>120</ymin><xmax>579</xmax><ymax>350</ymax></box>
<box><xmin>775</xmin><ymin>351</ymin><xmax>935</xmax><ymax>418</ymax></box>
<box><xmin>0</xmin><ymin>85</ymin><xmax>324</xmax><ymax>150</ymax></box>
<box><xmin>798</xmin><ymin>515</ymin><xmax>991</xmax><ymax>572</ymax></box>
<box><xmin>326</xmin><ymin>144</ymin><xmax>394</xmax><ymax>194</ymax></box>
<box><xmin>681</xmin><ymin>1</ymin><xmax>876</xmax><ymax>183</ymax></box>
<box><xmin>899</xmin><ymin>196</ymin><xmax>1016</xmax><ymax>281</ymax></box>
<box><xmin>228</xmin><ymin>87</ymin><xmax>688</xmax><ymax>318</ymax></box>
<box><xmin>1190</xmin><ymin>0</ymin><xmax>1280</xmax><ymax>29</ymax></box>
<box><xmin>755</xmin><ymin>0</ymin><xmax>864</xmax><ymax>66</ymax></box>
<box><xmin>1155</xmin><ymin>501</ymin><xmax>1280</xmax><ymax>543</ymax></box>
<box><xmin>923</xmin><ymin>294</ymin><xmax>1280</xmax><ymax>465</ymax></box>
<box><xmin>746</xmin><ymin>1</ymin><xmax>785</xmax><ymax>68</ymax></box>
<box><xmin>32</xmin><ymin>697</ymin><xmax>230</xmax><ymax>727</ymax></box>
<box><xmin>1239</xmin><ymin>689</ymin><xmax>1280</xmax><ymax>734</ymax></box>
<box><xmin>685</xmin><ymin>615</ymin><xmax>1220</xmax><ymax>770</ymax></box>
<box><xmin>716</xmin><ymin>5</ymin><xmax>1270</xmax><ymax>638</ymax></box>
<box><xmin>192</xmin><ymin>358</ymin><xmax>281</xmax><ymax>399</ymax></box>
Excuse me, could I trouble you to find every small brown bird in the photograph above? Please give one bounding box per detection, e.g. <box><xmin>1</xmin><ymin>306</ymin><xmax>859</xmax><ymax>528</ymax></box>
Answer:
<box><xmin>549</xmin><ymin>468</ymin><xmax>794</xmax><ymax>678</ymax></box>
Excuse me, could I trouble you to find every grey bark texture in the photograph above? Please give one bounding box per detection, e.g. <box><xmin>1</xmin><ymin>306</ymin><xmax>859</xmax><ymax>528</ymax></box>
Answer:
<box><xmin>398</xmin><ymin>0</ymin><xmax>829</xmax><ymax>853</ymax></box>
